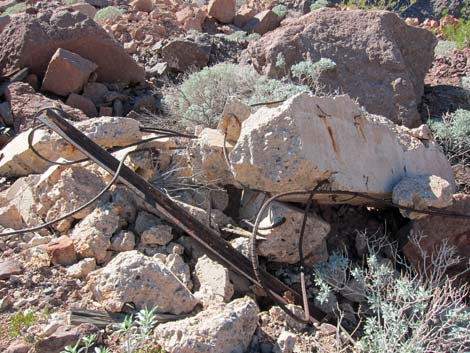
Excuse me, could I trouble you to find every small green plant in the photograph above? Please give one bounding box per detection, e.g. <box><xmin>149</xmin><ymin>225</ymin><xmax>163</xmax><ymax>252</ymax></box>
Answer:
<box><xmin>114</xmin><ymin>307</ymin><xmax>160</xmax><ymax>353</ymax></box>
<box><xmin>434</xmin><ymin>40</ymin><xmax>458</xmax><ymax>57</ymax></box>
<box><xmin>223</xmin><ymin>31</ymin><xmax>259</xmax><ymax>42</ymax></box>
<box><xmin>164</xmin><ymin>63</ymin><xmax>307</xmax><ymax>128</ymax></box>
<box><xmin>272</xmin><ymin>4</ymin><xmax>288</xmax><ymax>18</ymax></box>
<box><xmin>310</xmin><ymin>0</ymin><xmax>330</xmax><ymax>11</ymax></box>
<box><xmin>94</xmin><ymin>6</ymin><xmax>124</xmax><ymax>23</ymax></box>
<box><xmin>339</xmin><ymin>0</ymin><xmax>416</xmax><ymax>12</ymax></box>
<box><xmin>1</xmin><ymin>3</ymin><xmax>27</xmax><ymax>16</ymax></box>
<box><xmin>290</xmin><ymin>58</ymin><xmax>337</xmax><ymax>92</ymax></box>
<box><xmin>9</xmin><ymin>309</ymin><xmax>37</xmax><ymax>338</ymax></box>
<box><xmin>61</xmin><ymin>334</ymin><xmax>110</xmax><ymax>353</ymax></box>
<box><xmin>442</xmin><ymin>19</ymin><xmax>470</xmax><ymax>49</ymax></box>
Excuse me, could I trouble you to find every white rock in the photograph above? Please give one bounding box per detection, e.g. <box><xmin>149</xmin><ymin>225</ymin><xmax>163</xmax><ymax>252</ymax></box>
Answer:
<box><xmin>257</xmin><ymin>201</ymin><xmax>330</xmax><ymax>264</ymax></box>
<box><xmin>0</xmin><ymin>117</ymin><xmax>143</xmax><ymax>177</ymax></box>
<box><xmin>269</xmin><ymin>305</ymin><xmax>307</xmax><ymax>332</ymax></box>
<box><xmin>154</xmin><ymin>297</ymin><xmax>259</xmax><ymax>353</ymax></box>
<box><xmin>35</xmin><ymin>165</ymin><xmax>106</xmax><ymax>232</ymax></box>
<box><xmin>274</xmin><ymin>331</ymin><xmax>296</xmax><ymax>353</ymax></box>
<box><xmin>166</xmin><ymin>253</ymin><xmax>192</xmax><ymax>290</ymax></box>
<box><xmin>71</xmin><ymin>206</ymin><xmax>120</xmax><ymax>263</ymax></box>
<box><xmin>230</xmin><ymin>93</ymin><xmax>455</xmax><ymax>202</ymax></box>
<box><xmin>141</xmin><ymin>225</ymin><xmax>173</xmax><ymax>246</ymax></box>
<box><xmin>67</xmin><ymin>258</ymin><xmax>96</xmax><ymax>279</ymax></box>
<box><xmin>195</xmin><ymin>255</ymin><xmax>234</xmax><ymax>304</ymax></box>
<box><xmin>189</xmin><ymin>128</ymin><xmax>235</xmax><ymax>185</ymax></box>
<box><xmin>87</xmin><ymin>251</ymin><xmax>198</xmax><ymax>313</ymax></box>
<box><xmin>109</xmin><ymin>230</ymin><xmax>136</xmax><ymax>252</ymax></box>
<box><xmin>392</xmin><ymin>175</ymin><xmax>454</xmax><ymax>219</ymax></box>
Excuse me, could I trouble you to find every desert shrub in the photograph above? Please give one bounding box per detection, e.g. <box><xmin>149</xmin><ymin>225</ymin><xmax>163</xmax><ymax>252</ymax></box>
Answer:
<box><xmin>9</xmin><ymin>309</ymin><xmax>37</xmax><ymax>338</ymax></box>
<box><xmin>1</xmin><ymin>3</ymin><xmax>27</xmax><ymax>16</ymax></box>
<box><xmin>272</xmin><ymin>4</ymin><xmax>288</xmax><ymax>18</ymax></box>
<box><xmin>94</xmin><ymin>6</ymin><xmax>124</xmax><ymax>23</ymax></box>
<box><xmin>223</xmin><ymin>31</ymin><xmax>260</xmax><ymax>42</ymax></box>
<box><xmin>313</xmin><ymin>232</ymin><xmax>470</xmax><ymax>353</ymax></box>
<box><xmin>164</xmin><ymin>63</ymin><xmax>307</xmax><ymax>128</ymax></box>
<box><xmin>310</xmin><ymin>0</ymin><xmax>330</xmax><ymax>11</ymax></box>
<box><xmin>442</xmin><ymin>19</ymin><xmax>470</xmax><ymax>49</ymax></box>
<box><xmin>339</xmin><ymin>0</ymin><xmax>416</xmax><ymax>12</ymax></box>
<box><xmin>290</xmin><ymin>58</ymin><xmax>337</xmax><ymax>92</ymax></box>
<box><xmin>434</xmin><ymin>40</ymin><xmax>457</xmax><ymax>57</ymax></box>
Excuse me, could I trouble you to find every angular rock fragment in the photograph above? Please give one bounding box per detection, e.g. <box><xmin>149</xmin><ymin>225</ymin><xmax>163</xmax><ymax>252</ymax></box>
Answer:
<box><xmin>208</xmin><ymin>0</ymin><xmax>236</xmax><ymax>24</ymax></box>
<box><xmin>66</xmin><ymin>93</ymin><xmax>98</xmax><ymax>118</ymax></box>
<box><xmin>233</xmin><ymin>5</ymin><xmax>256</xmax><ymax>28</ymax></box>
<box><xmin>35</xmin><ymin>324</ymin><xmax>100</xmax><ymax>353</ymax></box>
<box><xmin>71</xmin><ymin>205</ymin><xmax>120</xmax><ymax>263</ymax></box>
<box><xmin>195</xmin><ymin>255</ymin><xmax>234</xmax><ymax>304</ymax></box>
<box><xmin>230</xmin><ymin>94</ymin><xmax>455</xmax><ymax>202</ymax></box>
<box><xmin>87</xmin><ymin>250</ymin><xmax>198</xmax><ymax>313</ymax></box>
<box><xmin>67</xmin><ymin>258</ymin><xmax>96</xmax><ymax>279</ymax></box>
<box><xmin>243</xmin><ymin>10</ymin><xmax>280</xmax><ymax>35</ymax></box>
<box><xmin>45</xmin><ymin>236</ymin><xmax>78</xmax><ymax>266</ymax></box>
<box><xmin>218</xmin><ymin>97</ymin><xmax>251</xmax><ymax>143</ymax></box>
<box><xmin>35</xmin><ymin>165</ymin><xmax>107</xmax><ymax>232</ymax></box>
<box><xmin>41</xmin><ymin>48</ymin><xmax>97</xmax><ymax>97</ymax></box>
<box><xmin>392</xmin><ymin>175</ymin><xmax>454</xmax><ymax>219</ymax></box>
<box><xmin>141</xmin><ymin>225</ymin><xmax>174</xmax><ymax>246</ymax></box>
<box><xmin>401</xmin><ymin>193</ymin><xmax>470</xmax><ymax>281</ymax></box>
<box><xmin>109</xmin><ymin>230</ymin><xmax>136</xmax><ymax>252</ymax></box>
<box><xmin>257</xmin><ymin>201</ymin><xmax>330</xmax><ymax>264</ymax></box>
<box><xmin>166</xmin><ymin>253</ymin><xmax>193</xmax><ymax>290</ymax></box>
<box><xmin>154</xmin><ymin>297</ymin><xmax>259</xmax><ymax>353</ymax></box>
<box><xmin>0</xmin><ymin>11</ymin><xmax>144</xmax><ymax>84</ymax></box>
<box><xmin>240</xmin><ymin>9</ymin><xmax>436</xmax><ymax>126</ymax></box>
<box><xmin>162</xmin><ymin>39</ymin><xmax>211</xmax><ymax>72</ymax></box>
<box><xmin>0</xmin><ymin>258</ymin><xmax>23</xmax><ymax>280</ymax></box>
<box><xmin>189</xmin><ymin>128</ymin><xmax>235</xmax><ymax>185</ymax></box>
<box><xmin>66</xmin><ymin>2</ymin><xmax>97</xmax><ymax>18</ymax></box>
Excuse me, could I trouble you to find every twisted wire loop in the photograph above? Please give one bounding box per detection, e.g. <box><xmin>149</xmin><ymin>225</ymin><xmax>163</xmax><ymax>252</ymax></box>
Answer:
<box><xmin>0</xmin><ymin>107</ymin><xmax>196</xmax><ymax>238</ymax></box>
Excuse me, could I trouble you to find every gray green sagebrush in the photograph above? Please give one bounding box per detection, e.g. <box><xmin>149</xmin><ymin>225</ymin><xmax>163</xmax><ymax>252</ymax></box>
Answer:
<box><xmin>164</xmin><ymin>58</ymin><xmax>337</xmax><ymax>129</ymax></box>
<box><xmin>313</xmin><ymin>231</ymin><xmax>470</xmax><ymax>353</ymax></box>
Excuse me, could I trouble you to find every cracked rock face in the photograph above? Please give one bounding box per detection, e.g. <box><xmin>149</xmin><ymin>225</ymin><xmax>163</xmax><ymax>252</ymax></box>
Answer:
<box><xmin>87</xmin><ymin>250</ymin><xmax>198</xmax><ymax>313</ymax></box>
<box><xmin>154</xmin><ymin>297</ymin><xmax>259</xmax><ymax>353</ymax></box>
<box><xmin>229</xmin><ymin>93</ymin><xmax>455</xmax><ymax>203</ymax></box>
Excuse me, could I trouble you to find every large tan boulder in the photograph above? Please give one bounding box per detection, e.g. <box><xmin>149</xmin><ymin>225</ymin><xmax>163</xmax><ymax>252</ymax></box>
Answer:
<box><xmin>41</xmin><ymin>48</ymin><xmax>97</xmax><ymax>97</ymax></box>
<box><xmin>229</xmin><ymin>93</ymin><xmax>455</xmax><ymax>202</ymax></box>
<box><xmin>0</xmin><ymin>10</ymin><xmax>144</xmax><ymax>84</ymax></box>
<box><xmin>154</xmin><ymin>297</ymin><xmax>258</xmax><ymax>353</ymax></box>
<box><xmin>208</xmin><ymin>0</ymin><xmax>236</xmax><ymax>24</ymax></box>
<box><xmin>240</xmin><ymin>9</ymin><xmax>437</xmax><ymax>127</ymax></box>
<box><xmin>87</xmin><ymin>250</ymin><xmax>198</xmax><ymax>313</ymax></box>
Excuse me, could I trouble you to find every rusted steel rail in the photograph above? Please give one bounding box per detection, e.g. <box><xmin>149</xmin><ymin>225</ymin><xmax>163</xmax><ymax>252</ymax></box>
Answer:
<box><xmin>38</xmin><ymin>108</ymin><xmax>327</xmax><ymax>323</ymax></box>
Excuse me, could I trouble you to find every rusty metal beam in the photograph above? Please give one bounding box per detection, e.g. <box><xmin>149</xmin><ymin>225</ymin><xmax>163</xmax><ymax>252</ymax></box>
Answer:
<box><xmin>38</xmin><ymin>108</ymin><xmax>327</xmax><ymax>323</ymax></box>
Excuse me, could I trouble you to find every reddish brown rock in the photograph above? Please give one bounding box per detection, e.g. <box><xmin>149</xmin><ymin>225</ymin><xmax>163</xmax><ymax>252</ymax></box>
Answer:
<box><xmin>242</xmin><ymin>10</ymin><xmax>280</xmax><ymax>35</ymax></box>
<box><xmin>46</xmin><ymin>236</ymin><xmax>78</xmax><ymax>266</ymax></box>
<box><xmin>208</xmin><ymin>0</ymin><xmax>236</xmax><ymax>24</ymax></box>
<box><xmin>66</xmin><ymin>2</ymin><xmax>97</xmax><ymax>18</ymax></box>
<box><xmin>66</xmin><ymin>93</ymin><xmax>98</xmax><ymax>118</ymax></box>
<box><xmin>35</xmin><ymin>324</ymin><xmax>100</xmax><ymax>353</ymax></box>
<box><xmin>5</xmin><ymin>82</ymin><xmax>87</xmax><ymax>132</ymax></box>
<box><xmin>0</xmin><ymin>258</ymin><xmax>23</xmax><ymax>280</ymax></box>
<box><xmin>0</xmin><ymin>10</ymin><xmax>144</xmax><ymax>84</ymax></box>
<box><xmin>131</xmin><ymin>0</ymin><xmax>154</xmax><ymax>12</ymax></box>
<box><xmin>240</xmin><ymin>8</ymin><xmax>436</xmax><ymax>127</ymax></box>
<box><xmin>42</xmin><ymin>48</ymin><xmax>97</xmax><ymax>97</ymax></box>
<box><xmin>162</xmin><ymin>39</ymin><xmax>211</xmax><ymax>72</ymax></box>
<box><xmin>401</xmin><ymin>193</ymin><xmax>470</xmax><ymax>280</ymax></box>
<box><xmin>233</xmin><ymin>5</ymin><xmax>256</xmax><ymax>28</ymax></box>
<box><xmin>5</xmin><ymin>340</ymin><xmax>32</xmax><ymax>353</ymax></box>
<box><xmin>99</xmin><ymin>106</ymin><xmax>113</xmax><ymax>116</ymax></box>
